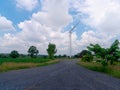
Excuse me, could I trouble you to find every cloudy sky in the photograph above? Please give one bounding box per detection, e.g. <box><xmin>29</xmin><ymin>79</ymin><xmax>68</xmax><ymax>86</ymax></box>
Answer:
<box><xmin>0</xmin><ymin>0</ymin><xmax>120</xmax><ymax>55</ymax></box>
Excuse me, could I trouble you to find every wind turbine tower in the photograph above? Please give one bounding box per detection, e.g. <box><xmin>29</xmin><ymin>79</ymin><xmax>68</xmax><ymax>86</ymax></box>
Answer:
<box><xmin>69</xmin><ymin>22</ymin><xmax>79</xmax><ymax>58</ymax></box>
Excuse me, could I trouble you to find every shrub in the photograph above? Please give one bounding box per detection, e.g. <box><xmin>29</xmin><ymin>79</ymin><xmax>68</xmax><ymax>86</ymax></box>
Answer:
<box><xmin>96</xmin><ymin>59</ymin><xmax>101</xmax><ymax>62</ymax></box>
<box><xmin>81</xmin><ymin>54</ymin><xmax>93</xmax><ymax>62</ymax></box>
<box><xmin>101</xmin><ymin>60</ymin><xmax>108</xmax><ymax>67</ymax></box>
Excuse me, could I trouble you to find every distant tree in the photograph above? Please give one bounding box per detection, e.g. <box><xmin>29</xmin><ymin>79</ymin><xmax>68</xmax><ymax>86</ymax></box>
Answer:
<box><xmin>57</xmin><ymin>55</ymin><xmax>62</xmax><ymax>58</ymax></box>
<box><xmin>19</xmin><ymin>54</ymin><xmax>27</xmax><ymax>58</ymax></box>
<box><xmin>79</xmin><ymin>50</ymin><xmax>91</xmax><ymax>58</ymax></box>
<box><xmin>74</xmin><ymin>54</ymin><xmax>79</xmax><ymax>58</ymax></box>
<box><xmin>47</xmin><ymin>43</ymin><xmax>57</xmax><ymax>59</ymax></box>
<box><xmin>63</xmin><ymin>54</ymin><xmax>67</xmax><ymax>58</ymax></box>
<box><xmin>0</xmin><ymin>53</ymin><xmax>9</xmax><ymax>58</ymax></box>
<box><xmin>0</xmin><ymin>54</ymin><xmax>5</xmax><ymax>58</ymax></box>
<box><xmin>81</xmin><ymin>54</ymin><xmax>93</xmax><ymax>62</ymax></box>
<box><xmin>28</xmin><ymin>46</ymin><xmax>39</xmax><ymax>58</ymax></box>
<box><xmin>10</xmin><ymin>50</ymin><xmax>19</xmax><ymax>58</ymax></box>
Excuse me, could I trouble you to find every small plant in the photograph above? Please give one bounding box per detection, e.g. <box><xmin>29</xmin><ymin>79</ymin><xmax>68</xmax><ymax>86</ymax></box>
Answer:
<box><xmin>96</xmin><ymin>59</ymin><xmax>101</xmax><ymax>62</ymax></box>
<box><xmin>101</xmin><ymin>60</ymin><xmax>108</xmax><ymax>67</ymax></box>
<box><xmin>81</xmin><ymin>54</ymin><xmax>93</xmax><ymax>62</ymax></box>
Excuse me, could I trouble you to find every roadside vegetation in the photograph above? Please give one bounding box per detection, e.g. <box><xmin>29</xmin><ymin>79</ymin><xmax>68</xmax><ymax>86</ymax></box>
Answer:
<box><xmin>0</xmin><ymin>58</ymin><xmax>59</xmax><ymax>72</ymax></box>
<box><xmin>0</xmin><ymin>43</ymin><xmax>59</xmax><ymax>72</ymax></box>
<box><xmin>76</xmin><ymin>39</ymin><xmax>120</xmax><ymax>78</ymax></box>
<box><xmin>77</xmin><ymin>61</ymin><xmax>120</xmax><ymax>78</ymax></box>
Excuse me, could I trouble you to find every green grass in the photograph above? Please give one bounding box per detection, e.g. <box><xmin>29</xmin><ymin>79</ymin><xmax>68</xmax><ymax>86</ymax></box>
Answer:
<box><xmin>77</xmin><ymin>61</ymin><xmax>120</xmax><ymax>78</ymax></box>
<box><xmin>0</xmin><ymin>57</ymin><xmax>50</xmax><ymax>64</ymax></box>
<box><xmin>0</xmin><ymin>57</ymin><xmax>59</xmax><ymax>72</ymax></box>
<box><xmin>115</xmin><ymin>61</ymin><xmax>120</xmax><ymax>65</ymax></box>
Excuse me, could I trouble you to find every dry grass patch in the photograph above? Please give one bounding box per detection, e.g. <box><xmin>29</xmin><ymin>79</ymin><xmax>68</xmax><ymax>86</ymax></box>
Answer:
<box><xmin>109</xmin><ymin>65</ymin><xmax>120</xmax><ymax>71</ymax></box>
<box><xmin>0</xmin><ymin>60</ymin><xmax>59</xmax><ymax>72</ymax></box>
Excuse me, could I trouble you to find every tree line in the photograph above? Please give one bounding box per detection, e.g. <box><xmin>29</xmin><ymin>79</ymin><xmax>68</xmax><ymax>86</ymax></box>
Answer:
<box><xmin>6</xmin><ymin>43</ymin><xmax>57</xmax><ymax>59</ymax></box>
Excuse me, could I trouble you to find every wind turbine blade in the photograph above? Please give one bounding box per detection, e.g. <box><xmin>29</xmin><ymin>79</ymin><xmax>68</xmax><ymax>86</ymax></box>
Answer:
<box><xmin>70</xmin><ymin>22</ymin><xmax>79</xmax><ymax>32</ymax></box>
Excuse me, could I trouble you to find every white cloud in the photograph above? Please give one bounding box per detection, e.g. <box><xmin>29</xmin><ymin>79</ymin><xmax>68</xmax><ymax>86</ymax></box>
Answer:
<box><xmin>79</xmin><ymin>30</ymin><xmax>114</xmax><ymax>48</ymax></box>
<box><xmin>32</xmin><ymin>0</ymin><xmax>72</xmax><ymax>29</ymax></box>
<box><xmin>0</xmin><ymin>33</ymin><xmax>27</xmax><ymax>53</ymax></box>
<box><xmin>0</xmin><ymin>16</ymin><xmax>15</xmax><ymax>31</ymax></box>
<box><xmin>15</xmin><ymin>0</ymin><xmax>39</xmax><ymax>11</ymax></box>
<box><xmin>98</xmin><ymin>9</ymin><xmax>120</xmax><ymax>35</ymax></box>
<box><xmin>77</xmin><ymin>0</ymin><xmax>120</xmax><ymax>35</ymax></box>
<box><xmin>17</xmin><ymin>19</ymin><xmax>71</xmax><ymax>54</ymax></box>
<box><xmin>67</xmin><ymin>30</ymin><xmax>115</xmax><ymax>55</ymax></box>
<box><xmin>0</xmin><ymin>0</ymin><xmax>73</xmax><ymax>55</ymax></box>
<box><xmin>66</xmin><ymin>0</ymin><xmax>120</xmax><ymax>54</ymax></box>
<box><xmin>1</xmin><ymin>0</ymin><xmax>120</xmax><ymax>55</ymax></box>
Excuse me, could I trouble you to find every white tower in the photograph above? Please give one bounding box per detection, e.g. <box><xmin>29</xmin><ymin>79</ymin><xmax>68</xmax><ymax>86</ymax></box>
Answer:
<box><xmin>69</xmin><ymin>22</ymin><xmax>79</xmax><ymax>58</ymax></box>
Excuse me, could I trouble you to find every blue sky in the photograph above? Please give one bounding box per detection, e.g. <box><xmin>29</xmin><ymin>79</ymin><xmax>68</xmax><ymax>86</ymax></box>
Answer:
<box><xmin>0</xmin><ymin>0</ymin><xmax>41</xmax><ymax>26</ymax></box>
<box><xmin>0</xmin><ymin>0</ymin><xmax>88</xmax><ymax>34</ymax></box>
<box><xmin>0</xmin><ymin>0</ymin><xmax>120</xmax><ymax>55</ymax></box>
<box><xmin>0</xmin><ymin>0</ymin><xmax>29</xmax><ymax>24</ymax></box>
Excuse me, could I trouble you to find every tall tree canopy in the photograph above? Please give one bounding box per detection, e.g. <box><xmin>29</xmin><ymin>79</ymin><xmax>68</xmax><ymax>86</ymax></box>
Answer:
<box><xmin>10</xmin><ymin>50</ymin><xmax>19</xmax><ymax>58</ymax></box>
<box><xmin>28</xmin><ymin>46</ymin><xmax>39</xmax><ymax>58</ymax></box>
<box><xmin>47</xmin><ymin>43</ymin><xmax>57</xmax><ymax>59</ymax></box>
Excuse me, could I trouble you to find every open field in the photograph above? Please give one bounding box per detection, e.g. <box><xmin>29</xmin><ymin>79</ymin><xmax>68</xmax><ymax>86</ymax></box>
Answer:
<box><xmin>0</xmin><ymin>57</ymin><xmax>59</xmax><ymax>72</ymax></box>
<box><xmin>77</xmin><ymin>61</ymin><xmax>120</xmax><ymax>78</ymax></box>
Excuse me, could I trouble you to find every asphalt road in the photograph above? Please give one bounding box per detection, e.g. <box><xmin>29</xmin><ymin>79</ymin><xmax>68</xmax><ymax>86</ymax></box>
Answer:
<box><xmin>0</xmin><ymin>60</ymin><xmax>120</xmax><ymax>90</ymax></box>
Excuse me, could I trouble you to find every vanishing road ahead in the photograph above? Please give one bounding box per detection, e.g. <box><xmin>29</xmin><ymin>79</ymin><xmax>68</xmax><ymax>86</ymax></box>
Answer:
<box><xmin>0</xmin><ymin>60</ymin><xmax>120</xmax><ymax>90</ymax></box>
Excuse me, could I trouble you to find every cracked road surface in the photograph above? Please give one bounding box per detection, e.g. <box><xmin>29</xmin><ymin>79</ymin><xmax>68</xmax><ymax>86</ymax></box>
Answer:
<box><xmin>0</xmin><ymin>60</ymin><xmax>120</xmax><ymax>90</ymax></box>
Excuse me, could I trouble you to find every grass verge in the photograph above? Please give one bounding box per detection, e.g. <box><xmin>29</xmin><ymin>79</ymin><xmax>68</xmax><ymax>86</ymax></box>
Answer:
<box><xmin>0</xmin><ymin>57</ymin><xmax>50</xmax><ymax>64</ymax></box>
<box><xmin>0</xmin><ymin>60</ymin><xmax>59</xmax><ymax>72</ymax></box>
<box><xmin>77</xmin><ymin>61</ymin><xmax>120</xmax><ymax>78</ymax></box>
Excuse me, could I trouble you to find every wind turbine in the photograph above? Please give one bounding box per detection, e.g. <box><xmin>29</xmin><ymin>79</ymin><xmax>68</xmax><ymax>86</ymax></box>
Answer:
<box><xmin>69</xmin><ymin>22</ymin><xmax>79</xmax><ymax>58</ymax></box>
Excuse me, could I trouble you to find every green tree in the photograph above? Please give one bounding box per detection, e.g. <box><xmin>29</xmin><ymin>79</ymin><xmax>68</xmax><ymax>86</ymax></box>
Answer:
<box><xmin>47</xmin><ymin>43</ymin><xmax>57</xmax><ymax>59</ymax></box>
<box><xmin>28</xmin><ymin>46</ymin><xmax>39</xmax><ymax>58</ymax></box>
<box><xmin>87</xmin><ymin>44</ymin><xmax>108</xmax><ymax>66</ymax></box>
<box><xmin>87</xmin><ymin>39</ymin><xmax>120</xmax><ymax>65</ymax></box>
<box><xmin>107</xmin><ymin>39</ymin><xmax>120</xmax><ymax>64</ymax></box>
<box><xmin>79</xmin><ymin>50</ymin><xmax>91</xmax><ymax>58</ymax></box>
<box><xmin>81</xmin><ymin>54</ymin><xmax>93</xmax><ymax>62</ymax></box>
<box><xmin>10</xmin><ymin>50</ymin><xmax>19</xmax><ymax>58</ymax></box>
<box><xmin>87</xmin><ymin>44</ymin><xmax>107</xmax><ymax>59</ymax></box>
